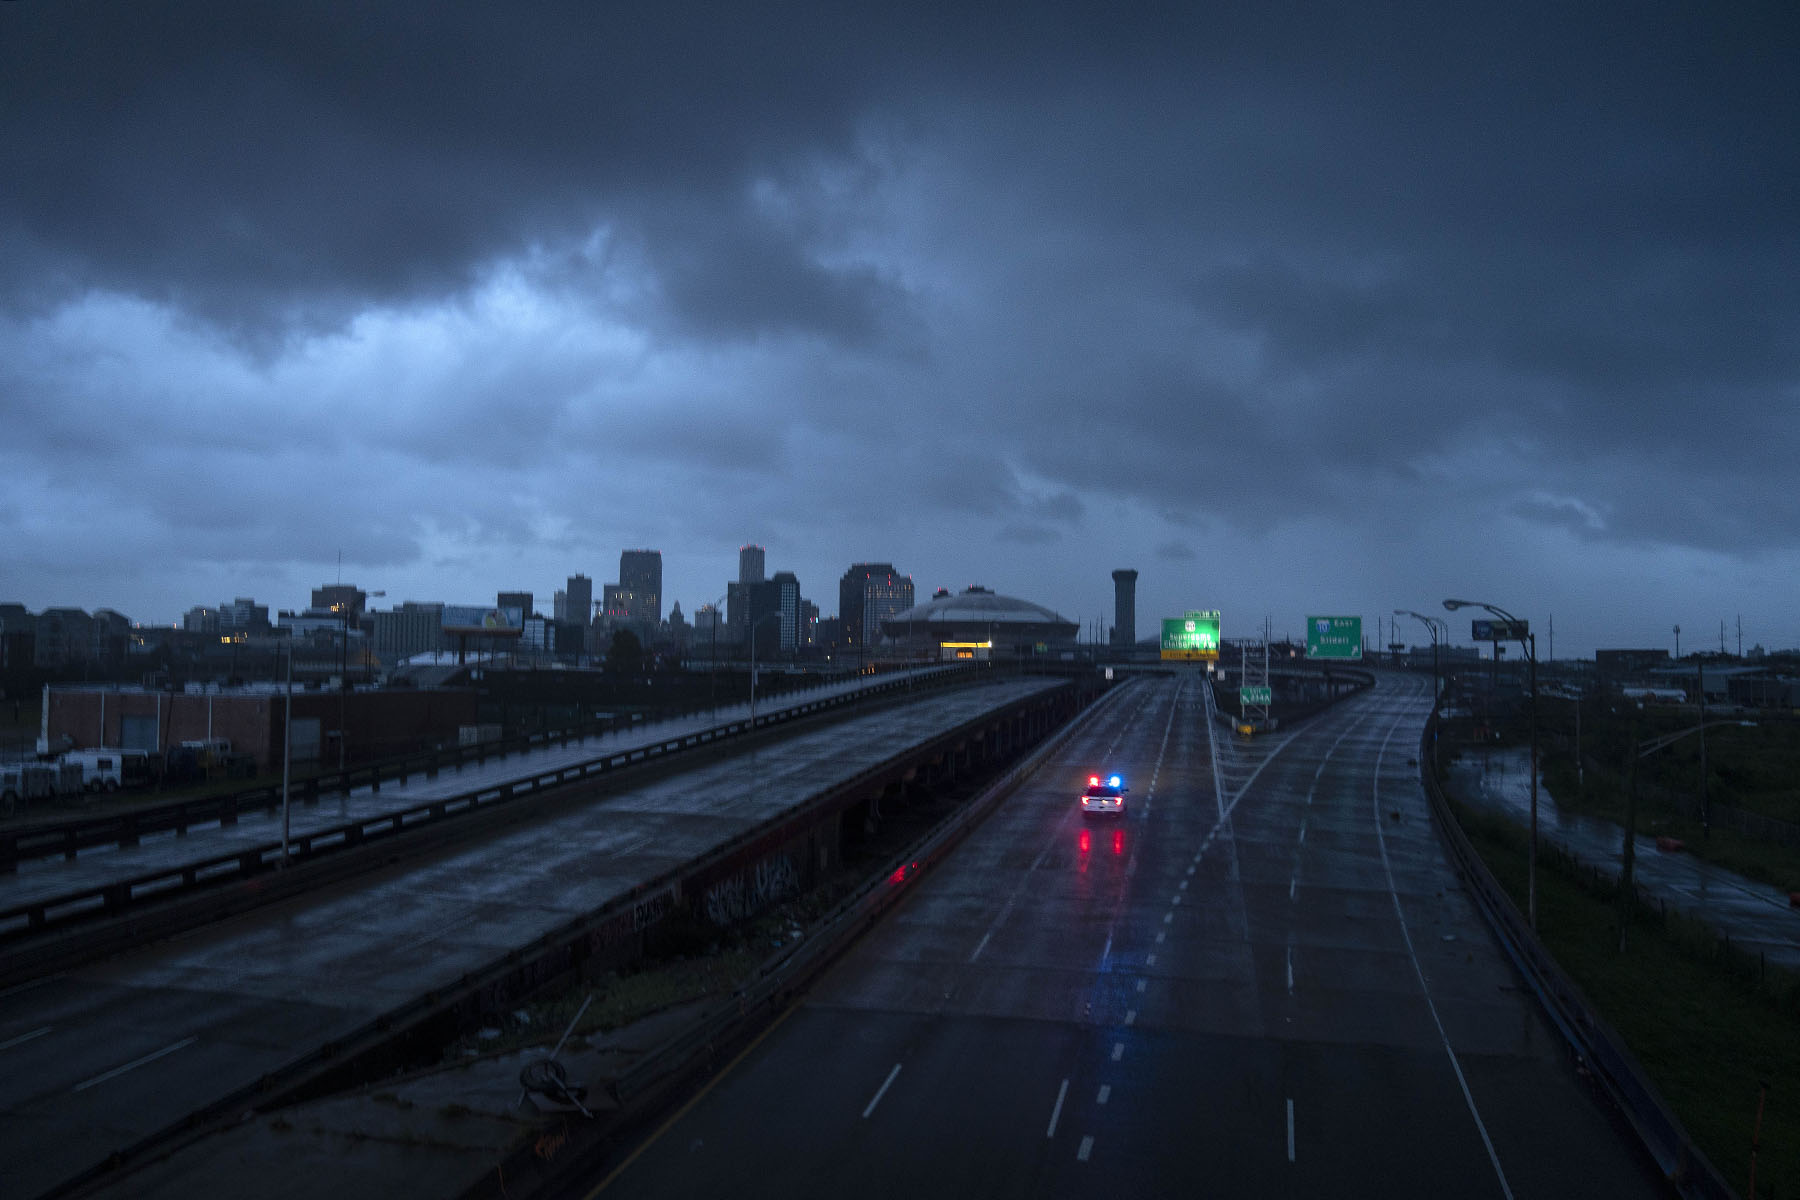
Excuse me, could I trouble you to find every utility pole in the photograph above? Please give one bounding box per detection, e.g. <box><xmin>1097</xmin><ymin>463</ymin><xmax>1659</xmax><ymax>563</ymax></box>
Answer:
<box><xmin>1697</xmin><ymin>658</ymin><xmax>1709</xmax><ymax>839</ymax></box>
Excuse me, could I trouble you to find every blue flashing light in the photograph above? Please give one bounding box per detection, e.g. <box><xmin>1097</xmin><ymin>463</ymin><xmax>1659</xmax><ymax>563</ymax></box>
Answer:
<box><xmin>1108</xmin><ymin>775</ymin><xmax>1122</xmax><ymax>788</ymax></box>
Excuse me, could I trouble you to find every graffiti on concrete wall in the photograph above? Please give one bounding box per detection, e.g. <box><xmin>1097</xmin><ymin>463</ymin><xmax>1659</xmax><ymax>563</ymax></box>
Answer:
<box><xmin>703</xmin><ymin>851</ymin><xmax>799</xmax><ymax>926</ymax></box>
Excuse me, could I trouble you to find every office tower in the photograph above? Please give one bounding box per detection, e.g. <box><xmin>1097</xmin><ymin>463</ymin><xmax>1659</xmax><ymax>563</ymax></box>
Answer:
<box><xmin>838</xmin><ymin>563</ymin><xmax>913</xmax><ymax>656</ymax></box>
<box><xmin>566</xmin><ymin>574</ymin><xmax>593</xmax><ymax>624</ymax></box>
<box><xmin>618</xmin><ymin>550</ymin><xmax>662</xmax><ymax>625</ymax></box>
<box><xmin>739</xmin><ymin>544</ymin><xmax>765</xmax><ymax>585</ymax></box>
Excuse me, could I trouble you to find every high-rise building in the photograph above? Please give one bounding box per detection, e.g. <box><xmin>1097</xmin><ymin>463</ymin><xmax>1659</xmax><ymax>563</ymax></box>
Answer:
<box><xmin>552</xmin><ymin>590</ymin><xmax>567</xmax><ymax>622</ymax></box>
<box><xmin>749</xmin><ymin>571</ymin><xmax>802</xmax><ymax>656</ymax></box>
<box><xmin>311</xmin><ymin>585</ymin><xmax>366</xmax><ymax>617</ymax></box>
<box><xmin>739</xmin><ymin>544</ymin><xmax>765</xmax><ymax>585</ymax></box>
<box><xmin>566</xmin><ymin>574</ymin><xmax>593</xmax><ymax>625</ymax></box>
<box><xmin>1111</xmin><ymin>569</ymin><xmax>1138</xmax><ymax>648</ymax></box>
<box><xmin>838</xmin><ymin>563</ymin><xmax>913</xmax><ymax>658</ymax></box>
<box><xmin>371</xmin><ymin>602</ymin><xmax>446</xmax><ymax>661</ymax></box>
<box><xmin>618</xmin><ymin>550</ymin><xmax>662</xmax><ymax>625</ymax></box>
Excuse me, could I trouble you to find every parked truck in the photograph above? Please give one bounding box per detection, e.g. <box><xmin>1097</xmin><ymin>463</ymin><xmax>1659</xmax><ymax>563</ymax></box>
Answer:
<box><xmin>1</xmin><ymin>761</ymin><xmax>84</xmax><ymax>816</ymax></box>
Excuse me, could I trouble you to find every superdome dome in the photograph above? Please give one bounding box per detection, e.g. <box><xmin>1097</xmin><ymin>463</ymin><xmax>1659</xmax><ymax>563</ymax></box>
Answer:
<box><xmin>880</xmin><ymin>586</ymin><xmax>1078</xmax><ymax>656</ymax></box>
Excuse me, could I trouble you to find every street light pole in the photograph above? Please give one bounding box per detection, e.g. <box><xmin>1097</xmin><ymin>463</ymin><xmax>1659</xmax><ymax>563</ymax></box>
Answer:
<box><xmin>748</xmin><ymin>611</ymin><xmax>781</xmax><ymax>725</ymax></box>
<box><xmin>1395</xmin><ymin>610</ymin><xmax>1447</xmax><ymax>773</ymax></box>
<box><xmin>281</xmin><ymin>640</ymin><xmax>293</xmax><ymax>865</ymax></box>
<box><xmin>1445</xmin><ymin>597</ymin><xmax>1539</xmax><ymax>930</ymax></box>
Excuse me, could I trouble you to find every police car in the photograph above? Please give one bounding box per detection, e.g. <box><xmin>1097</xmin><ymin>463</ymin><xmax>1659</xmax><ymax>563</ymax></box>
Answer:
<box><xmin>1080</xmin><ymin>773</ymin><xmax>1128</xmax><ymax>815</ymax></box>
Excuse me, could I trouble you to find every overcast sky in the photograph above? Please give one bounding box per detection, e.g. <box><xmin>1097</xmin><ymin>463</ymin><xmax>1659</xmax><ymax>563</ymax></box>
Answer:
<box><xmin>2</xmin><ymin>3</ymin><xmax>1796</xmax><ymax>657</ymax></box>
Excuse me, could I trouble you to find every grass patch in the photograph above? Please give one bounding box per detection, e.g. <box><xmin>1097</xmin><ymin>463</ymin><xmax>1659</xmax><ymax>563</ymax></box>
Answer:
<box><xmin>1450</xmin><ymin>796</ymin><xmax>1800</xmax><ymax>1198</ymax></box>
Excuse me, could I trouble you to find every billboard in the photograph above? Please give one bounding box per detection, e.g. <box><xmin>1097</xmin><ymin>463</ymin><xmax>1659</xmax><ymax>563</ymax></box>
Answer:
<box><xmin>1471</xmin><ymin>618</ymin><xmax>1528</xmax><ymax>642</ymax></box>
<box><xmin>1305</xmin><ymin>616</ymin><xmax>1362</xmax><ymax>660</ymax></box>
<box><xmin>441</xmin><ymin>606</ymin><xmax>524</xmax><ymax>637</ymax></box>
<box><xmin>1161</xmin><ymin>611</ymin><xmax>1221</xmax><ymax>661</ymax></box>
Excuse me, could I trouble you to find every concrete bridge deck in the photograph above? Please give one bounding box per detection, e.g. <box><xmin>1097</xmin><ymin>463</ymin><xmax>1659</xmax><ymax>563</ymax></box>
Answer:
<box><xmin>0</xmin><ymin>676</ymin><xmax>1065</xmax><ymax>1200</ymax></box>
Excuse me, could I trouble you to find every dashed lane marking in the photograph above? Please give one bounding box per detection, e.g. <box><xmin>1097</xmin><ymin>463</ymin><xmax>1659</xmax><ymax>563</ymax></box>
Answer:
<box><xmin>862</xmin><ymin>1064</ymin><xmax>902</xmax><ymax>1119</ymax></box>
<box><xmin>0</xmin><ymin>1026</ymin><xmax>52</xmax><ymax>1053</ymax></box>
<box><xmin>1046</xmin><ymin>1078</ymin><xmax>1069</xmax><ymax>1138</ymax></box>
<box><xmin>73</xmin><ymin>1036</ymin><xmax>197</xmax><ymax>1092</ymax></box>
<box><xmin>1077</xmin><ymin>1135</ymin><xmax>1095</xmax><ymax>1162</ymax></box>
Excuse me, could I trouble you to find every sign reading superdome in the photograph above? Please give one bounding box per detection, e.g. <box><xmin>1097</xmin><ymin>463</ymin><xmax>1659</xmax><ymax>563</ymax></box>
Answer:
<box><xmin>1305</xmin><ymin>615</ymin><xmax>1362</xmax><ymax>660</ymax></box>
<box><xmin>1161</xmin><ymin>611</ymin><xmax>1221</xmax><ymax>661</ymax></box>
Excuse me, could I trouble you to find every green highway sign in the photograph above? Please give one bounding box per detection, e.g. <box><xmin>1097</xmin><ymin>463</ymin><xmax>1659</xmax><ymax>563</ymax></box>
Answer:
<box><xmin>1161</xmin><ymin>610</ymin><xmax>1221</xmax><ymax>661</ymax></box>
<box><xmin>1239</xmin><ymin>685</ymin><xmax>1272</xmax><ymax>706</ymax></box>
<box><xmin>1470</xmin><ymin>618</ymin><xmax>1528</xmax><ymax>642</ymax></box>
<box><xmin>1305</xmin><ymin>615</ymin><xmax>1362</xmax><ymax>660</ymax></box>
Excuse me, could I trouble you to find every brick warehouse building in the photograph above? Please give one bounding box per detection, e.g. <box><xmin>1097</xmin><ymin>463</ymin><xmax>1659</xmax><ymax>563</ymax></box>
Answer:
<box><xmin>43</xmin><ymin>685</ymin><xmax>478</xmax><ymax>769</ymax></box>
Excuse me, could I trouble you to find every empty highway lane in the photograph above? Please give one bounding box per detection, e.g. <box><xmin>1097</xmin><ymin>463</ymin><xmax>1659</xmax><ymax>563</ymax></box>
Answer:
<box><xmin>591</xmin><ymin>672</ymin><xmax>1665</xmax><ymax>1199</ymax></box>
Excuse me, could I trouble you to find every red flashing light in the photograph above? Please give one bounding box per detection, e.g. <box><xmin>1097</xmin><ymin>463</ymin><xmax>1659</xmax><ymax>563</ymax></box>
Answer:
<box><xmin>1079</xmin><ymin>829</ymin><xmax>1092</xmax><ymax>853</ymax></box>
<box><xmin>1089</xmin><ymin>776</ymin><xmax>1100</xmax><ymax>786</ymax></box>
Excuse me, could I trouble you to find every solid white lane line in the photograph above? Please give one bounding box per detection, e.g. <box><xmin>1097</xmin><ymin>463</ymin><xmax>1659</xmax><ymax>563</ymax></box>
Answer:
<box><xmin>1077</xmin><ymin>1135</ymin><xmax>1095</xmax><ymax>1162</ymax></box>
<box><xmin>1371</xmin><ymin>712</ymin><xmax>1517</xmax><ymax>1199</ymax></box>
<box><xmin>1097</xmin><ymin>1084</ymin><xmax>1111</xmax><ymax>1104</ymax></box>
<box><xmin>969</xmin><ymin>931</ymin><xmax>992</xmax><ymax>963</ymax></box>
<box><xmin>1111</xmin><ymin>1042</ymin><xmax>1124</xmax><ymax>1062</ymax></box>
<box><xmin>861</xmin><ymin>1063</ymin><xmax>902</xmax><ymax>1119</ymax></box>
<box><xmin>74</xmin><ymin>1036</ymin><xmax>198</xmax><ymax>1092</ymax></box>
<box><xmin>1136</xmin><ymin>979</ymin><xmax>1147</xmax><ymax>993</ymax></box>
<box><xmin>0</xmin><ymin>1026</ymin><xmax>52</xmax><ymax>1053</ymax></box>
<box><xmin>1046</xmin><ymin>1078</ymin><xmax>1070</xmax><ymax>1138</ymax></box>
<box><xmin>1286</xmin><ymin>1098</ymin><xmax>1295</xmax><ymax>1162</ymax></box>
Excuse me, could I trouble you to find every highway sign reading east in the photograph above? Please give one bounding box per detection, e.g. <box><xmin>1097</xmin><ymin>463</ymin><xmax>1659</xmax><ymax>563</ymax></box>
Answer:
<box><xmin>1161</xmin><ymin>611</ymin><xmax>1220</xmax><ymax>661</ymax></box>
<box><xmin>1305</xmin><ymin>615</ymin><xmax>1362</xmax><ymax>660</ymax></box>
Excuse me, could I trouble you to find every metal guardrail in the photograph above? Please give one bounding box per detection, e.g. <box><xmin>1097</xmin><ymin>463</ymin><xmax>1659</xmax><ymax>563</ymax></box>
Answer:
<box><xmin>0</xmin><ymin>669</ymin><xmax>940</xmax><ymax>872</ymax></box>
<box><xmin>34</xmin><ymin>674</ymin><xmax>1094</xmax><ymax>1200</ymax></box>
<box><xmin>1418</xmin><ymin>714</ymin><xmax>1737</xmax><ymax>1200</ymax></box>
<box><xmin>0</xmin><ymin>666</ymin><xmax>990</xmax><ymax>945</ymax></box>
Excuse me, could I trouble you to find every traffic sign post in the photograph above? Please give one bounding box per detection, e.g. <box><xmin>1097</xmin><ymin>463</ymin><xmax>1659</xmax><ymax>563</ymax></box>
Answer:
<box><xmin>1161</xmin><ymin>611</ymin><xmax>1220</xmax><ymax>661</ymax></box>
<box><xmin>1305</xmin><ymin>616</ymin><xmax>1362</xmax><ymax>660</ymax></box>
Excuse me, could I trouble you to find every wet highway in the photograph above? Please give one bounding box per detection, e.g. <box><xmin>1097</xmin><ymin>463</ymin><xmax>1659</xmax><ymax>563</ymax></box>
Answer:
<box><xmin>591</xmin><ymin>672</ymin><xmax>1667</xmax><ymax>1199</ymax></box>
<box><xmin>0</xmin><ymin>677</ymin><xmax>1057</xmax><ymax>1200</ymax></box>
<box><xmin>1</xmin><ymin>667</ymin><xmax>956</xmax><ymax>912</ymax></box>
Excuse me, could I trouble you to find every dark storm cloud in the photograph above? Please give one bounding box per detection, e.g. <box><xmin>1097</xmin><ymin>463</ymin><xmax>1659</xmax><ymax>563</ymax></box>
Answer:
<box><xmin>3</xmin><ymin>1</ymin><xmax>1799</xmax><ymax>630</ymax></box>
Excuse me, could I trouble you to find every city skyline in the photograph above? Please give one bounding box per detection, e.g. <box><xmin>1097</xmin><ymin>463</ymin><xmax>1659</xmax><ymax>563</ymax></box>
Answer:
<box><xmin>3</xmin><ymin>6</ymin><xmax>1797</xmax><ymax>660</ymax></box>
